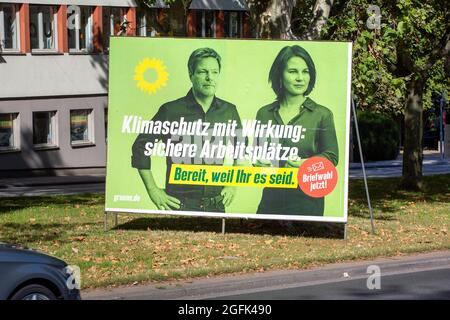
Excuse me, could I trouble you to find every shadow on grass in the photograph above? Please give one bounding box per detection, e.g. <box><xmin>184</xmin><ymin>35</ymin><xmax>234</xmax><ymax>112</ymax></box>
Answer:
<box><xmin>348</xmin><ymin>207</ymin><xmax>397</xmax><ymax>221</ymax></box>
<box><xmin>0</xmin><ymin>222</ymin><xmax>96</xmax><ymax>244</ymax></box>
<box><xmin>0</xmin><ymin>194</ymin><xmax>104</xmax><ymax>215</ymax></box>
<box><xmin>348</xmin><ymin>174</ymin><xmax>450</xmax><ymax>219</ymax></box>
<box><xmin>114</xmin><ymin>216</ymin><xmax>345</xmax><ymax>239</ymax></box>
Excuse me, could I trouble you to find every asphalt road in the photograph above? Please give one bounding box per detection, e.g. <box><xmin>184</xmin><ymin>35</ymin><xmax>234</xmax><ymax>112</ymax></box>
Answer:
<box><xmin>82</xmin><ymin>251</ymin><xmax>450</xmax><ymax>300</ymax></box>
<box><xmin>0</xmin><ymin>182</ymin><xmax>105</xmax><ymax>197</ymax></box>
<box><xmin>1</xmin><ymin>163</ymin><xmax>449</xmax><ymax>197</ymax></box>
<box><xmin>214</xmin><ymin>268</ymin><xmax>450</xmax><ymax>300</ymax></box>
<box><xmin>349</xmin><ymin>162</ymin><xmax>450</xmax><ymax>179</ymax></box>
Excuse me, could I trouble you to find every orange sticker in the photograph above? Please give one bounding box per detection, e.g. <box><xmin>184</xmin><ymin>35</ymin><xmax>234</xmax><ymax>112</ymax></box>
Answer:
<box><xmin>297</xmin><ymin>156</ymin><xmax>338</xmax><ymax>198</ymax></box>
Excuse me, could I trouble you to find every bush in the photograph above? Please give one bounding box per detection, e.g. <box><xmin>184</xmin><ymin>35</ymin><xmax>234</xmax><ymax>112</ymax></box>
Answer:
<box><xmin>353</xmin><ymin>111</ymin><xmax>400</xmax><ymax>162</ymax></box>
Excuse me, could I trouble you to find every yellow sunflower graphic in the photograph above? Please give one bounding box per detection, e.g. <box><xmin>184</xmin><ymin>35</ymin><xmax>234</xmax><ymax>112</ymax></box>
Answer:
<box><xmin>134</xmin><ymin>58</ymin><xmax>169</xmax><ymax>95</ymax></box>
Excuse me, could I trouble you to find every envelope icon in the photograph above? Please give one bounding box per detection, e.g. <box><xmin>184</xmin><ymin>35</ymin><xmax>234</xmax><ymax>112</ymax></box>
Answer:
<box><xmin>311</xmin><ymin>161</ymin><xmax>324</xmax><ymax>172</ymax></box>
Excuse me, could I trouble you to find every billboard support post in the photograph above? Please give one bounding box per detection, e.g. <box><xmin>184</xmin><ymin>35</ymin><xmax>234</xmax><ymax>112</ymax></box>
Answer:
<box><xmin>439</xmin><ymin>91</ymin><xmax>446</xmax><ymax>160</ymax></box>
<box><xmin>104</xmin><ymin>212</ymin><xmax>108</xmax><ymax>232</ymax></box>
<box><xmin>114</xmin><ymin>213</ymin><xmax>118</xmax><ymax>228</ymax></box>
<box><xmin>222</xmin><ymin>219</ymin><xmax>226</xmax><ymax>234</ymax></box>
<box><xmin>352</xmin><ymin>97</ymin><xmax>375</xmax><ymax>235</ymax></box>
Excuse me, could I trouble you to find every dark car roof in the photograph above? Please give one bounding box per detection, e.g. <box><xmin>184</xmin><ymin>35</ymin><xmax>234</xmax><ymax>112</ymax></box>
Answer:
<box><xmin>0</xmin><ymin>243</ymin><xmax>67</xmax><ymax>268</ymax></box>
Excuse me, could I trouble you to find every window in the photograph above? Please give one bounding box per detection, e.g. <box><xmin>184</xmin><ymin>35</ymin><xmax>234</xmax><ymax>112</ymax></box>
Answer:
<box><xmin>204</xmin><ymin>11</ymin><xmax>215</xmax><ymax>37</ymax></box>
<box><xmin>102</xmin><ymin>7</ymin><xmax>126</xmax><ymax>51</ymax></box>
<box><xmin>137</xmin><ymin>10</ymin><xmax>147</xmax><ymax>36</ymax></box>
<box><xmin>137</xmin><ymin>9</ymin><xmax>157</xmax><ymax>37</ymax></box>
<box><xmin>0</xmin><ymin>113</ymin><xmax>19</xmax><ymax>151</ymax></box>
<box><xmin>0</xmin><ymin>3</ymin><xmax>20</xmax><ymax>51</ymax></box>
<box><xmin>195</xmin><ymin>11</ymin><xmax>215</xmax><ymax>38</ymax></box>
<box><xmin>70</xmin><ymin>109</ymin><xmax>94</xmax><ymax>145</ymax></box>
<box><xmin>224</xmin><ymin>12</ymin><xmax>243</xmax><ymax>38</ymax></box>
<box><xmin>137</xmin><ymin>9</ymin><xmax>172</xmax><ymax>37</ymax></box>
<box><xmin>33</xmin><ymin>111</ymin><xmax>57</xmax><ymax>148</ymax></box>
<box><xmin>104</xmin><ymin>108</ymin><xmax>108</xmax><ymax>143</ymax></box>
<box><xmin>30</xmin><ymin>5</ymin><xmax>58</xmax><ymax>51</ymax></box>
<box><xmin>68</xmin><ymin>5</ymin><xmax>93</xmax><ymax>52</ymax></box>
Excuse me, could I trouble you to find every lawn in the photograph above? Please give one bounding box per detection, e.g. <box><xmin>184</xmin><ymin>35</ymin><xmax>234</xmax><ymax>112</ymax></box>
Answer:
<box><xmin>0</xmin><ymin>175</ymin><xmax>449</xmax><ymax>288</ymax></box>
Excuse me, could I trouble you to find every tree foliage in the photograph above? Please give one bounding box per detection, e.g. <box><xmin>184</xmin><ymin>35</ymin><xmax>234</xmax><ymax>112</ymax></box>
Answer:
<box><xmin>136</xmin><ymin>0</ymin><xmax>450</xmax><ymax>189</ymax></box>
<box><xmin>140</xmin><ymin>1</ymin><xmax>448</xmax><ymax>116</ymax></box>
<box><xmin>318</xmin><ymin>0</ymin><xmax>449</xmax><ymax>189</ymax></box>
<box><xmin>320</xmin><ymin>0</ymin><xmax>449</xmax><ymax>115</ymax></box>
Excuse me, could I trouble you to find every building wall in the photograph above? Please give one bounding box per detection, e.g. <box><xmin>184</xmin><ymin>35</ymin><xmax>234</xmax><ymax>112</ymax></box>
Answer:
<box><xmin>0</xmin><ymin>95</ymin><xmax>107</xmax><ymax>172</ymax></box>
<box><xmin>0</xmin><ymin>54</ymin><xmax>108</xmax><ymax>99</ymax></box>
<box><xmin>0</xmin><ymin>0</ymin><xmax>251</xmax><ymax>175</ymax></box>
<box><xmin>0</xmin><ymin>1</ymin><xmax>128</xmax><ymax>175</ymax></box>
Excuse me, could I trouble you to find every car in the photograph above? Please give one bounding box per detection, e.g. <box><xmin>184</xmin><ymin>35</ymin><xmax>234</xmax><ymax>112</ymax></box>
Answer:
<box><xmin>0</xmin><ymin>243</ymin><xmax>81</xmax><ymax>300</ymax></box>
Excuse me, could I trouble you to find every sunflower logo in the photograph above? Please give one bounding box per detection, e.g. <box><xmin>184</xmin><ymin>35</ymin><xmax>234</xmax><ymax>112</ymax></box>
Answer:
<box><xmin>134</xmin><ymin>58</ymin><xmax>169</xmax><ymax>95</ymax></box>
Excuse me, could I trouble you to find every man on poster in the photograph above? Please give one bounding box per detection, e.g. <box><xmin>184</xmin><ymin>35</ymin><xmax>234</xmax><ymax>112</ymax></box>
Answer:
<box><xmin>131</xmin><ymin>47</ymin><xmax>243</xmax><ymax>213</ymax></box>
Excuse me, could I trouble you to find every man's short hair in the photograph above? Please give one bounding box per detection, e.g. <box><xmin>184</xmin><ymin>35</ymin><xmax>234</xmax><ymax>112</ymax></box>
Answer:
<box><xmin>188</xmin><ymin>47</ymin><xmax>222</xmax><ymax>76</ymax></box>
<box><xmin>268</xmin><ymin>45</ymin><xmax>316</xmax><ymax>99</ymax></box>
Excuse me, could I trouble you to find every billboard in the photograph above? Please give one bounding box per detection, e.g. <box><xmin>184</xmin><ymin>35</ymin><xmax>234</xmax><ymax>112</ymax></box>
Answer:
<box><xmin>106</xmin><ymin>37</ymin><xmax>352</xmax><ymax>223</ymax></box>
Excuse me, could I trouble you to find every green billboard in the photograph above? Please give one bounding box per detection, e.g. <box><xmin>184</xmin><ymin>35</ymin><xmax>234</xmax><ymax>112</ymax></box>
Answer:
<box><xmin>106</xmin><ymin>37</ymin><xmax>352</xmax><ymax>223</ymax></box>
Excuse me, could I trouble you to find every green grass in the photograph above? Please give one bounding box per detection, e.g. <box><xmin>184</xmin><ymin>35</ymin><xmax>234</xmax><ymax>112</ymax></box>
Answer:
<box><xmin>1</xmin><ymin>175</ymin><xmax>449</xmax><ymax>288</ymax></box>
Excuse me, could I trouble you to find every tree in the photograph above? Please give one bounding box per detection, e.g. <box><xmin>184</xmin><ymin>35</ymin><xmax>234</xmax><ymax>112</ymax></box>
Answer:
<box><xmin>322</xmin><ymin>0</ymin><xmax>450</xmax><ymax>190</ymax></box>
<box><xmin>392</xmin><ymin>1</ymin><xmax>449</xmax><ymax>190</ymax></box>
<box><xmin>137</xmin><ymin>0</ymin><xmax>450</xmax><ymax>190</ymax></box>
<box><xmin>245</xmin><ymin>0</ymin><xmax>335</xmax><ymax>40</ymax></box>
<box><xmin>139</xmin><ymin>1</ymin><xmax>335</xmax><ymax>40</ymax></box>
<box><xmin>245</xmin><ymin>0</ymin><xmax>297</xmax><ymax>39</ymax></box>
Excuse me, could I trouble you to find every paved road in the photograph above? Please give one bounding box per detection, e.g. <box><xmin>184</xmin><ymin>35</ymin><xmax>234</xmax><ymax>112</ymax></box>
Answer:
<box><xmin>214</xmin><ymin>268</ymin><xmax>450</xmax><ymax>300</ymax></box>
<box><xmin>82</xmin><ymin>251</ymin><xmax>450</xmax><ymax>300</ymax></box>
<box><xmin>1</xmin><ymin>161</ymin><xmax>449</xmax><ymax>197</ymax></box>
<box><xmin>0</xmin><ymin>182</ymin><xmax>105</xmax><ymax>197</ymax></box>
<box><xmin>349</xmin><ymin>162</ymin><xmax>450</xmax><ymax>179</ymax></box>
<box><xmin>0</xmin><ymin>175</ymin><xmax>105</xmax><ymax>197</ymax></box>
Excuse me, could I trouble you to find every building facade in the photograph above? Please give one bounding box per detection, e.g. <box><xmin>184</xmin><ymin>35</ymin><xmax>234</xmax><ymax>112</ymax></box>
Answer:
<box><xmin>0</xmin><ymin>0</ymin><xmax>250</xmax><ymax>176</ymax></box>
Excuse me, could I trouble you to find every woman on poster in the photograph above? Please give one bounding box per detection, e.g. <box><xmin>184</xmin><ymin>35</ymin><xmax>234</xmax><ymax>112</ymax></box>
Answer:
<box><xmin>255</xmin><ymin>45</ymin><xmax>339</xmax><ymax>216</ymax></box>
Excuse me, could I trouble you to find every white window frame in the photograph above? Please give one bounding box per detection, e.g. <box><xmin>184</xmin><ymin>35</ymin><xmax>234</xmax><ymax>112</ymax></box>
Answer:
<box><xmin>104</xmin><ymin>108</ymin><xmax>108</xmax><ymax>143</ymax></box>
<box><xmin>138</xmin><ymin>11</ymin><xmax>146</xmax><ymax>36</ymax></box>
<box><xmin>0</xmin><ymin>113</ymin><xmax>20</xmax><ymax>152</ymax></box>
<box><xmin>138</xmin><ymin>10</ymin><xmax>159</xmax><ymax>37</ymax></box>
<box><xmin>226</xmin><ymin>11</ymin><xmax>243</xmax><ymax>38</ymax></box>
<box><xmin>33</xmin><ymin>111</ymin><xmax>58</xmax><ymax>149</ymax></box>
<box><xmin>70</xmin><ymin>109</ymin><xmax>95</xmax><ymax>147</ymax></box>
<box><xmin>109</xmin><ymin>11</ymin><xmax>114</xmax><ymax>36</ymax></box>
<box><xmin>30</xmin><ymin>5</ymin><xmax>59</xmax><ymax>52</ymax></box>
<box><xmin>108</xmin><ymin>7</ymin><xmax>126</xmax><ymax>36</ymax></box>
<box><xmin>238</xmin><ymin>12</ymin><xmax>243</xmax><ymax>37</ymax></box>
<box><xmin>201</xmin><ymin>11</ymin><xmax>215</xmax><ymax>38</ymax></box>
<box><xmin>68</xmin><ymin>5</ymin><xmax>93</xmax><ymax>53</ymax></box>
<box><xmin>0</xmin><ymin>4</ymin><xmax>20</xmax><ymax>52</ymax></box>
<box><xmin>103</xmin><ymin>7</ymin><xmax>126</xmax><ymax>52</ymax></box>
<box><xmin>229</xmin><ymin>12</ymin><xmax>235</xmax><ymax>38</ymax></box>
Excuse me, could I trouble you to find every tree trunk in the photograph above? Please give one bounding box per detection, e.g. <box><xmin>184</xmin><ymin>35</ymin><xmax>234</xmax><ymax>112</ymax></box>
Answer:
<box><xmin>303</xmin><ymin>0</ymin><xmax>334</xmax><ymax>40</ymax></box>
<box><xmin>257</xmin><ymin>0</ymin><xmax>334</xmax><ymax>40</ymax></box>
<box><xmin>401</xmin><ymin>77</ymin><xmax>424</xmax><ymax>190</ymax></box>
<box><xmin>257</xmin><ymin>0</ymin><xmax>298</xmax><ymax>39</ymax></box>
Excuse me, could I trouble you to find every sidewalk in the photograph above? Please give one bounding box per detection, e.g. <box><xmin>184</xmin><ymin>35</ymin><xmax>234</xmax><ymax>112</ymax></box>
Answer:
<box><xmin>350</xmin><ymin>150</ymin><xmax>449</xmax><ymax>169</ymax></box>
<box><xmin>0</xmin><ymin>175</ymin><xmax>105</xmax><ymax>188</ymax></box>
<box><xmin>0</xmin><ymin>151</ymin><xmax>448</xmax><ymax>188</ymax></box>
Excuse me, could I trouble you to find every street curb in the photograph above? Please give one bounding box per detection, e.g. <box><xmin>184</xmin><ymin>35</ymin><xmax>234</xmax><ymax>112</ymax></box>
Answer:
<box><xmin>349</xmin><ymin>160</ymin><xmax>449</xmax><ymax>170</ymax></box>
<box><xmin>82</xmin><ymin>250</ymin><xmax>450</xmax><ymax>300</ymax></box>
<box><xmin>0</xmin><ymin>179</ymin><xmax>105</xmax><ymax>188</ymax></box>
